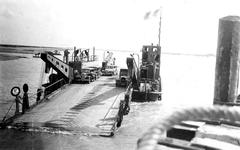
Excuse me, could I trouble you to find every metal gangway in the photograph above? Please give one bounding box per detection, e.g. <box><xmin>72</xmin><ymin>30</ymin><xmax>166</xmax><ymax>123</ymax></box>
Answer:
<box><xmin>41</xmin><ymin>52</ymin><xmax>74</xmax><ymax>82</ymax></box>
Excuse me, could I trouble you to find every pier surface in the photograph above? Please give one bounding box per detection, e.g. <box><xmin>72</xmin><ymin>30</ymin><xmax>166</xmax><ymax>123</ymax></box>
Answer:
<box><xmin>11</xmin><ymin>76</ymin><xmax>125</xmax><ymax>135</ymax></box>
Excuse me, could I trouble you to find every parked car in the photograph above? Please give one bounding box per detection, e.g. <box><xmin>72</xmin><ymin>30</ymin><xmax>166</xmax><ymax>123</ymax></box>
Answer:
<box><xmin>80</xmin><ymin>68</ymin><xmax>97</xmax><ymax>83</ymax></box>
<box><xmin>116</xmin><ymin>68</ymin><xmax>129</xmax><ymax>87</ymax></box>
<box><xmin>88</xmin><ymin>66</ymin><xmax>102</xmax><ymax>78</ymax></box>
<box><xmin>102</xmin><ymin>65</ymin><xmax>118</xmax><ymax>76</ymax></box>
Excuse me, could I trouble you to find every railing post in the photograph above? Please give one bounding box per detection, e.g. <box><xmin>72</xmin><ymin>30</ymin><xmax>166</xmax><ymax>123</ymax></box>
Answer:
<box><xmin>214</xmin><ymin>16</ymin><xmax>240</xmax><ymax>105</ymax></box>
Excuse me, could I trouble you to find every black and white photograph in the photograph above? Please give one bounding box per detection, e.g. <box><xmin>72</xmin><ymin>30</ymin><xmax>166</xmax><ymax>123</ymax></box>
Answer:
<box><xmin>1</xmin><ymin>0</ymin><xmax>240</xmax><ymax>149</ymax></box>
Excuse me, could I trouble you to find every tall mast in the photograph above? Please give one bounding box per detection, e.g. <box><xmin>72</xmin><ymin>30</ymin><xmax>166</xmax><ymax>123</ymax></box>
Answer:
<box><xmin>158</xmin><ymin>8</ymin><xmax>162</xmax><ymax>46</ymax></box>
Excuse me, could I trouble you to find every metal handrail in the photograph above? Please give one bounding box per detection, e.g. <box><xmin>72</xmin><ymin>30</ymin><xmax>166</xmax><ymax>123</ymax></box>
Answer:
<box><xmin>1</xmin><ymin>78</ymin><xmax>66</xmax><ymax>123</ymax></box>
<box><xmin>28</xmin><ymin>78</ymin><xmax>65</xmax><ymax>100</ymax></box>
<box><xmin>103</xmin><ymin>94</ymin><xmax>120</xmax><ymax>121</ymax></box>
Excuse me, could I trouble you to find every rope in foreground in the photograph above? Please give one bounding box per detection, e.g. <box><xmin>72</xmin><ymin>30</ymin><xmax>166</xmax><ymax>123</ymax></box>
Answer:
<box><xmin>137</xmin><ymin>106</ymin><xmax>240</xmax><ymax>150</ymax></box>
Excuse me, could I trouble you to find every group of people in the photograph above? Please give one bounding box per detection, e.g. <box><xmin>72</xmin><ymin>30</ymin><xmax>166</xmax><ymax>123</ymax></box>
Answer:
<box><xmin>63</xmin><ymin>49</ymin><xmax>90</xmax><ymax>63</ymax></box>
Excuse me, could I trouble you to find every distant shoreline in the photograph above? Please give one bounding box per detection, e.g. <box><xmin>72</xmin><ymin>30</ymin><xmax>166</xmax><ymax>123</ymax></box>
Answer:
<box><xmin>0</xmin><ymin>47</ymin><xmax>35</xmax><ymax>54</ymax></box>
<box><xmin>0</xmin><ymin>53</ymin><xmax>28</xmax><ymax>61</ymax></box>
<box><xmin>0</xmin><ymin>44</ymin><xmax>67</xmax><ymax>49</ymax></box>
<box><xmin>0</xmin><ymin>44</ymin><xmax>67</xmax><ymax>55</ymax></box>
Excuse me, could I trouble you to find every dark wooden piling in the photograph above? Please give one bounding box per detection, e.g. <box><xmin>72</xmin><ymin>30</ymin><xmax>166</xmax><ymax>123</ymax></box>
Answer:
<box><xmin>214</xmin><ymin>16</ymin><xmax>240</xmax><ymax>105</ymax></box>
<box><xmin>22</xmin><ymin>83</ymin><xmax>30</xmax><ymax>114</ymax></box>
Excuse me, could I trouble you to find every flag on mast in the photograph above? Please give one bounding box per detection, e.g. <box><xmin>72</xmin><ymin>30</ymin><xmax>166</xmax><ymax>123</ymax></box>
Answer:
<box><xmin>143</xmin><ymin>8</ymin><xmax>161</xmax><ymax>19</ymax></box>
<box><xmin>144</xmin><ymin>11</ymin><xmax>151</xmax><ymax>20</ymax></box>
<box><xmin>143</xmin><ymin>7</ymin><xmax>162</xmax><ymax>46</ymax></box>
<box><xmin>153</xmin><ymin>9</ymin><xmax>160</xmax><ymax>17</ymax></box>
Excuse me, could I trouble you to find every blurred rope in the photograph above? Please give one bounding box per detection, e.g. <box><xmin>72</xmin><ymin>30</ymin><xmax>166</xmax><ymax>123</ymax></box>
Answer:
<box><xmin>1</xmin><ymin>100</ymin><xmax>15</xmax><ymax>122</ymax></box>
<box><xmin>137</xmin><ymin>106</ymin><xmax>240</xmax><ymax>150</ymax></box>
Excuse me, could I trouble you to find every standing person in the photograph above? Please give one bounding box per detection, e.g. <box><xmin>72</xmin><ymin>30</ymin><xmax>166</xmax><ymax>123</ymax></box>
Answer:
<box><xmin>22</xmin><ymin>84</ymin><xmax>30</xmax><ymax>114</ymax></box>
<box><xmin>85</xmin><ymin>50</ymin><xmax>89</xmax><ymax>61</ymax></box>
<box><xmin>15</xmin><ymin>96</ymin><xmax>22</xmax><ymax>115</ymax></box>
<box><xmin>78</xmin><ymin>49</ymin><xmax>82</xmax><ymax>60</ymax></box>
<box><xmin>63</xmin><ymin>49</ymin><xmax>70</xmax><ymax>64</ymax></box>
<box><xmin>74</xmin><ymin>49</ymin><xmax>79</xmax><ymax>61</ymax></box>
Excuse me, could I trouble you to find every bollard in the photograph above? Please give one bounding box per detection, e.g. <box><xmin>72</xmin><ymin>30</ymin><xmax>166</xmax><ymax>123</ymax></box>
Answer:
<box><xmin>214</xmin><ymin>16</ymin><xmax>240</xmax><ymax>105</ymax></box>
<box><xmin>22</xmin><ymin>83</ymin><xmax>30</xmax><ymax>114</ymax></box>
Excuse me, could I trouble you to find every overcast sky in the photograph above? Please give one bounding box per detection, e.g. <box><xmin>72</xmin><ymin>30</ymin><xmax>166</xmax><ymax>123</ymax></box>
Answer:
<box><xmin>1</xmin><ymin>0</ymin><xmax>240</xmax><ymax>54</ymax></box>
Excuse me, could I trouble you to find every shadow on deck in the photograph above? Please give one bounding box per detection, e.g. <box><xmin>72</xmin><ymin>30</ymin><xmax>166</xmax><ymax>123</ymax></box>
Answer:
<box><xmin>70</xmin><ymin>87</ymin><xmax>124</xmax><ymax>111</ymax></box>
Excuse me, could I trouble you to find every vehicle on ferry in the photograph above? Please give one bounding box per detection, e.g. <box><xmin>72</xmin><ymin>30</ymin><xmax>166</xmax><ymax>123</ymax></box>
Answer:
<box><xmin>88</xmin><ymin>66</ymin><xmax>102</xmax><ymax>78</ymax></box>
<box><xmin>77</xmin><ymin>68</ymin><xmax>97</xmax><ymax>83</ymax></box>
<box><xmin>116</xmin><ymin>68</ymin><xmax>129</xmax><ymax>87</ymax></box>
<box><xmin>102</xmin><ymin>65</ymin><xmax>118</xmax><ymax>76</ymax></box>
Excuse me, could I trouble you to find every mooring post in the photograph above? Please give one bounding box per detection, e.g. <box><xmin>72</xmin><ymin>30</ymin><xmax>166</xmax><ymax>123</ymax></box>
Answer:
<box><xmin>214</xmin><ymin>16</ymin><xmax>240</xmax><ymax>105</ymax></box>
<box><xmin>22</xmin><ymin>83</ymin><xmax>30</xmax><ymax>114</ymax></box>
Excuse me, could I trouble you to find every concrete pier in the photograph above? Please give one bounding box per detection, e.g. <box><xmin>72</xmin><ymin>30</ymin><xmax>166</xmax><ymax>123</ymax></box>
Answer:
<box><xmin>214</xmin><ymin>16</ymin><xmax>240</xmax><ymax>105</ymax></box>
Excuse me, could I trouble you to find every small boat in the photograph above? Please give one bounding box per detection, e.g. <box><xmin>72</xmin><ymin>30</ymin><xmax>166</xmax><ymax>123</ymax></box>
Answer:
<box><xmin>33</xmin><ymin>53</ymin><xmax>41</xmax><ymax>58</ymax></box>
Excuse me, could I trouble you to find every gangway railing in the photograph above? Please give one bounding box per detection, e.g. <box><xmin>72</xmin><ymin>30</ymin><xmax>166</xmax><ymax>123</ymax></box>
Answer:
<box><xmin>68</xmin><ymin>55</ymin><xmax>98</xmax><ymax>62</ymax></box>
<box><xmin>41</xmin><ymin>52</ymin><xmax>74</xmax><ymax>81</ymax></box>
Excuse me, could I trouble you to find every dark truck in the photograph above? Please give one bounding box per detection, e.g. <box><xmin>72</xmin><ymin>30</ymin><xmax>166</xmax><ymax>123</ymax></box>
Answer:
<box><xmin>116</xmin><ymin>69</ymin><xmax>129</xmax><ymax>87</ymax></box>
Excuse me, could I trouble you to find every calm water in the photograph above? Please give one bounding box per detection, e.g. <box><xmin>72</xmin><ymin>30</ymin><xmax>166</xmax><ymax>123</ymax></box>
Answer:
<box><xmin>0</xmin><ymin>52</ymin><xmax>44</xmax><ymax>119</ymax></box>
<box><xmin>0</xmin><ymin>50</ymin><xmax>217</xmax><ymax>150</ymax></box>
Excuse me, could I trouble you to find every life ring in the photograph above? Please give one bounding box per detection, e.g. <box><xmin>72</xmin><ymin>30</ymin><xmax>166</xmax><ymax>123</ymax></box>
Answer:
<box><xmin>10</xmin><ymin>86</ymin><xmax>21</xmax><ymax>97</ymax></box>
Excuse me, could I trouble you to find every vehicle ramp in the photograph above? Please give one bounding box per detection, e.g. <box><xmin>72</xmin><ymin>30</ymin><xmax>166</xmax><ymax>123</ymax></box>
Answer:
<box><xmin>9</xmin><ymin>76</ymin><xmax>125</xmax><ymax>136</ymax></box>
